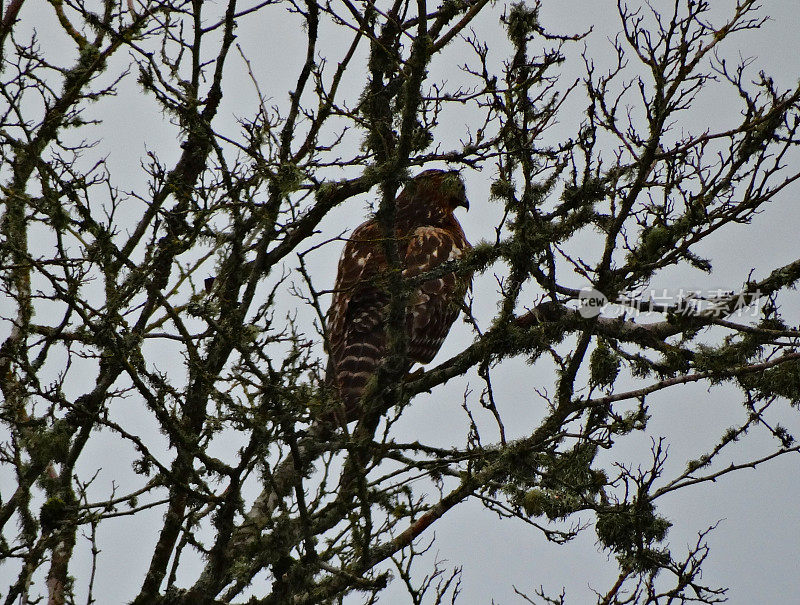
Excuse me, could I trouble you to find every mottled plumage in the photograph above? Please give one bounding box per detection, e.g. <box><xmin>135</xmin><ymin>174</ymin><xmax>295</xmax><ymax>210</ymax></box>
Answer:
<box><xmin>324</xmin><ymin>170</ymin><xmax>472</xmax><ymax>421</ymax></box>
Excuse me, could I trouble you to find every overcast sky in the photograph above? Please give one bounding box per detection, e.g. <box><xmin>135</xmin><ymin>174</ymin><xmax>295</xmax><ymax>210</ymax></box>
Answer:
<box><xmin>2</xmin><ymin>0</ymin><xmax>800</xmax><ymax>603</ymax></box>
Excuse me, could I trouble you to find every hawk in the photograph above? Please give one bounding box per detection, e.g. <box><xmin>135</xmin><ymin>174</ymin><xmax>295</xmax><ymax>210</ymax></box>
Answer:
<box><xmin>324</xmin><ymin>170</ymin><xmax>473</xmax><ymax>422</ymax></box>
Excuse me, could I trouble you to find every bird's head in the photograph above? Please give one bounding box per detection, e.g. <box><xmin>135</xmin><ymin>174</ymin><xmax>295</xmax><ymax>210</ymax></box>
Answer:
<box><xmin>416</xmin><ymin>169</ymin><xmax>469</xmax><ymax>210</ymax></box>
<box><xmin>397</xmin><ymin>169</ymin><xmax>469</xmax><ymax>227</ymax></box>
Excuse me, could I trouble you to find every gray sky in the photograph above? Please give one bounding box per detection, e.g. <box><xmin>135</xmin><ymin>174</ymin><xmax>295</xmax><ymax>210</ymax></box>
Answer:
<box><xmin>2</xmin><ymin>0</ymin><xmax>800</xmax><ymax>603</ymax></box>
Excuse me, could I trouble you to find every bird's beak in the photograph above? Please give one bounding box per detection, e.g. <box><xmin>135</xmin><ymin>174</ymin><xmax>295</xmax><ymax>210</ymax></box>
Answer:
<box><xmin>454</xmin><ymin>180</ymin><xmax>469</xmax><ymax>211</ymax></box>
